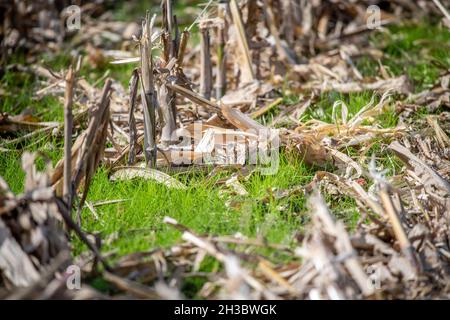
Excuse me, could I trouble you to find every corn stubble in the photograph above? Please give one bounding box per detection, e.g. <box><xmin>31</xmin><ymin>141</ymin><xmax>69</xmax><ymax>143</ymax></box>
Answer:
<box><xmin>0</xmin><ymin>0</ymin><xmax>449</xmax><ymax>299</ymax></box>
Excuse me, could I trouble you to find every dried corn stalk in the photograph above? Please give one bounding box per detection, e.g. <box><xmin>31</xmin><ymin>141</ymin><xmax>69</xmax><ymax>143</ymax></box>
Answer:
<box><xmin>0</xmin><ymin>153</ymin><xmax>70</xmax><ymax>289</ymax></box>
<box><xmin>52</xmin><ymin>79</ymin><xmax>112</xmax><ymax>224</ymax></box>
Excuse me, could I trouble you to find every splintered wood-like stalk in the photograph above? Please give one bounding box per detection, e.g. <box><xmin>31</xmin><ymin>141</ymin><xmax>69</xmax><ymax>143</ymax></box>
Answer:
<box><xmin>165</xmin><ymin>0</ymin><xmax>174</xmax><ymax>34</ymax></box>
<box><xmin>63</xmin><ymin>66</ymin><xmax>75</xmax><ymax>207</ymax></box>
<box><xmin>73</xmin><ymin>79</ymin><xmax>112</xmax><ymax>226</ymax></box>
<box><xmin>216</xmin><ymin>0</ymin><xmax>227</xmax><ymax>100</ymax></box>
<box><xmin>245</xmin><ymin>0</ymin><xmax>259</xmax><ymax>38</ymax></box>
<box><xmin>172</xmin><ymin>16</ymin><xmax>180</xmax><ymax>59</ymax></box>
<box><xmin>160</xmin><ymin>0</ymin><xmax>178</xmax><ymax>147</ymax></box>
<box><xmin>379</xmin><ymin>188</ymin><xmax>420</xmax><ymax>274</ymax></box>
<box><xmin>162</xmin><ymin>32</ymin><xmax>171</xmax><ymax>64</ymax></box>
<box><xmin>177</xmin><ymin>30</ymin><xmax>190</xmax><ymax>67</ymax></box>
<box><xmin>281</xmin><ymin>0</ymin><xmax>295</xmax><ymax>46</ymax></box>
<box><xmin>200</xmin><ymin>27</ymin><xmax>213</xmax><ymax>100</ymax></box>
<box><xmin>309</xmin><ymin>193</ymin><xmax>374</xmax><ymax>297</ymax></box>
<box><xmin>262</xmin><ymin>0</ymin><xmax>297</xmax><ymax>65</ymax></box>
<box><xmin>140</xmin><ymin>13</ymin><xmax>157</xmax><ymax>167</ymax></box>
<box><xmin>229</xmin><ymin>0</ymin><xmax>254</xmax><ymax>83</ymax></box>
<box><xmin>158</xmin><ymin>83</ymin><xmax>177</xmax><ymax>147</ymax></box>
<box><xmin>432</xmin><ymin>0</ymin><xmax>450</xmax><ymax>22</ymax></box>
<box><xmin>167</xmin><ymin>83</ymin><xmax>220</xmax><ymax>113</ymax></box>
<box><xmin>128</xmin><ymin>69</ymin><xmax>139</xmax><ymax>165</ymax></box>
<box><xmin>162</xmin><ymin>0</ymin><xmax>179</xmax><ymax>52</ymax></box>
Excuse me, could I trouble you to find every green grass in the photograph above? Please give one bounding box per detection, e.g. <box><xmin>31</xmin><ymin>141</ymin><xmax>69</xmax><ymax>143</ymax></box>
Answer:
<box><xmin>40</xmin><ymin>51</ymin><xmax>137</xmax><ymax>88</ymax></box>
<box><xmin>1</xmin><ymin>65</ymin><xmax>64</xmax><ymax>122</ymax></box>
<box><xmin>74</xmin><ymin>154</ymin><xmax>315</xmax><ymax>257</ymax></box>
<box><xmin>304</xmin><ymin>91</ymin><xmax>398</xmax><ymax>125</ymax></box>
<box><xmin>0</xmin><ymin>138</ymin><xmax>63</xmax><ymax>194</ymax></box>
<box><xmin>357</xmin><ymin>22</ymin><xmax>450</xmax><ymax>92</ymax></box>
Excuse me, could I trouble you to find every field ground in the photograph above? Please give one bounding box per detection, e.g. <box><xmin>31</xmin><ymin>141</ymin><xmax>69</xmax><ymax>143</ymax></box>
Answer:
<box><xmin>1</xmin><ymin>2</ymin><xmax>449</xmax><ymax>297</ymax></box>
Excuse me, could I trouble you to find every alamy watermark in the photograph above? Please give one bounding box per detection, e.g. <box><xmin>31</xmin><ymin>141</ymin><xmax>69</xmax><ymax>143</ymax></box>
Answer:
<box><xmin>164</xmin><ymin>125</ymin><xmax>280</xmax><ymax>175</ymax></box>
<box><xmin>65</xmin><ymin>265</ymin><xmax>81</xmax><ymax>290</ymax></box>
<box><xmin>366</xmin><ymin>5</ymin><xmax>382</xmax><ymax>30</ymax></box>
<box><xmin>62</xmin><ymin>4</ymin><xmax>384</xmax><ymax>34</ymax></box>
<box><xmin>366</xmin><ymin>265</ymin><xmax>382</xmax><ymax>291</ymax></box>
<box><xmin>63</xmin><ymin>5</ymin><xmax>81</xmax><ymax>31</ymax></box>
